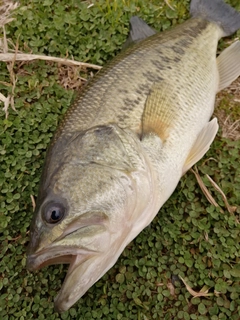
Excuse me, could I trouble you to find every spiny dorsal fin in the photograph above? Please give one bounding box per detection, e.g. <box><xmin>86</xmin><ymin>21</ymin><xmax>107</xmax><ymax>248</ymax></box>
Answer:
<box><xmin>182</xmin><ymin>118</ymin><xmax>219</xmax><ymax>175</ymax></box>
<box><xmin>217</xmin><ymin>41</ymin><xmax>240</xmax><ymax>92</ymax></box>
<box><xmin>123</xmin><ymin>16</ymin><xmax>156</xmax><ymax>49</ymax></box>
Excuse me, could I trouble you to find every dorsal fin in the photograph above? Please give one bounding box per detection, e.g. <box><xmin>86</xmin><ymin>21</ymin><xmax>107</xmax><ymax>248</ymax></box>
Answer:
<box><xmin>123</xmin><ymin>16</ymin><xmax>156</xmax><ymax>49</ymax></box>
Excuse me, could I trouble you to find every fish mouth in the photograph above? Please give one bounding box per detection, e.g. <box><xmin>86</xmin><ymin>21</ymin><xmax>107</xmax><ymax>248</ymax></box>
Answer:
<box><xmin>27</xmin><ymin>246</ymin><xmax>99</xmax><ymax>312</ymax></box>
<box><xmin>27</xmin><ymin>214</ymin><xmax>110</xmax><ymax>271</ymax></box>
<box><xmin>26</xmin><ymin>224</ymin><xmax>102</xmax><ymax>272</ymax></box>
<box><xmin>26</xmin><ymin>223</ymin><xmax>112</xmax><ymax>312</ymax></box>
<box><xmin>26</xmin><ymin>246</ymin><xmax>94</xmax><ymax>271</ymax></box>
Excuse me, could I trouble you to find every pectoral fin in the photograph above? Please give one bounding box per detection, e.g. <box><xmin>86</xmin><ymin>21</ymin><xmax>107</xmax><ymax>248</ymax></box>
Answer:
<box><xmin>217</xmin><ymin>41</ymin><xmax>240</xmax><ymax>92</ymax></box>
<box><xmin>142</xmin><ymin>82</ymin><xmax>174</xmax><ymax>141</ymax></box>
<box><xmin>123</xmin><ymin>16</ymin><xmax>156</xmax><ymax>49</ymax></box>
<box><xmin>182</xmin><ymin>118</ymin><xmax>219</xmax><ymax>174</ymax></box>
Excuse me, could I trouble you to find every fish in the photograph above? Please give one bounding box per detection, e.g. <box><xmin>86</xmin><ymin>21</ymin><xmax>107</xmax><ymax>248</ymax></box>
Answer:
<box><xmin>27</xmin><ymin>0</ymin><xmax>240</xmax><ymax>313</ymax></box>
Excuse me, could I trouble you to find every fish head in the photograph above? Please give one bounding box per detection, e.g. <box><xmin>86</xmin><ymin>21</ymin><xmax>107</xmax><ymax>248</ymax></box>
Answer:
<box><xmin>27</xmin><ymin>124</ymin><xmax>156</xmax><ymax>312</ymax></box>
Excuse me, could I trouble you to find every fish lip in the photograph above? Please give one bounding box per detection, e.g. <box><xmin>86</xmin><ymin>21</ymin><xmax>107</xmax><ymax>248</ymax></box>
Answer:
<box><xmin>26</xmin><ymin>246</ymin><xmax>96</xmax><ymax>271</ymax></box>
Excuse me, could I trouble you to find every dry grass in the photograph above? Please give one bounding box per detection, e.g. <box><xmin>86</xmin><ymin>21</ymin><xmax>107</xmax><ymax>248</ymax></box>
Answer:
<box><xmin>179</xmin><ymin>275</ymin><xmax>214</xmax><ymax>298</ymax></box>
<box><xmin>215</xmin><ymin>77</ymin><xmax>240</xmax><ymax>141</ymax></box>
<box><xmin>0</xmin><ymin>0</ymin><xmax>19</xmax><ymax>28</ymax></box>
<box><xmin>163</xmin><ymin>0</ymin><xmax>175</xmax><ymax>10</ymax></box>
<box><xmin>58</xmin><ymin>64</ymin><xmax>96</xmax><ymax>90</ymax></box>
<box><xmin>0</xmin><ymin>1</ymin><xmax>19</xmax><ymax>117</ymax></box>
<box><xmin>191</xmin><ymin>166</ymin><xmax>237</xmax><ymax>216</ymax></box>
<box><xmin>0</xmin><ymin>2</ymin><xmax>101</xmax><ymax>118</ymax></box>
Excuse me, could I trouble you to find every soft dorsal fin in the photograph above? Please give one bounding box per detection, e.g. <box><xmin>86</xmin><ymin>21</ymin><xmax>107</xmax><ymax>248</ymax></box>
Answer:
<box><xmin>217</xmin><ymin>41</ymin><xmax>240</xmax><ymax>92</ymax></box>
<box><xmin>182</xmin><ymin>118</ymin><xmax>219</xmax><ymax>174</ymax></box>
<box><xmin>123</xmin><ymin>16</ymin><xmax>156</xmax><ymax>49</ymax></box>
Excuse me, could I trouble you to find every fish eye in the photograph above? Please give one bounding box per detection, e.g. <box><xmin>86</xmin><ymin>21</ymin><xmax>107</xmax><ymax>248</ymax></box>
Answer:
<box><xmin>43</xmin><ymin>202</ymin><xmax>65</xmax><ymax>224</ymax></box>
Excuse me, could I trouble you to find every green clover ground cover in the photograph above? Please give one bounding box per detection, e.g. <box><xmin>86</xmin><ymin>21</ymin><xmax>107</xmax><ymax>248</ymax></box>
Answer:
<box><xmin>0</xmin><ymin>1</ymin><xmax>240</xmax><ymax>319</ymax></box>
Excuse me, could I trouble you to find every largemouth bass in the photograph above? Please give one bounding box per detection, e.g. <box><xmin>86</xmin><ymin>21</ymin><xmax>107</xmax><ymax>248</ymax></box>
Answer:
<box><xmin>27</xmin><ymin>0</ymin><xmax>240</xmax><ymax>312</ymax></box>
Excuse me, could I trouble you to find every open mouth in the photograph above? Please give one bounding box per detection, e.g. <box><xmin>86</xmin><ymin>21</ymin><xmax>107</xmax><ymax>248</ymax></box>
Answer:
<box><xmin>26</xmin><ymin>221</ymin><xmax>113</xmax><ymax>312</ymax></box>
<box><xmin>27</xmin><ymin>243</ymin><xmax>111</xmax><ymax>312</ymax></box>
<box><xmin>27</xmin><ymin>220</ymin><xmax>109</xmax><ymax>271</ymax></box>
<box><xmin>27</xmin><ymin>245</ymin><xmax>95</xmax><ymax>273</ymax></box>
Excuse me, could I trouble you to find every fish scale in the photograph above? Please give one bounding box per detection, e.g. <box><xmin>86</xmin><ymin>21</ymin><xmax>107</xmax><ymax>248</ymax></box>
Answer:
<box><xmin>55</xmin><ymin>19</ymin><xmax>216</xmax><ymax>141</ymax></box>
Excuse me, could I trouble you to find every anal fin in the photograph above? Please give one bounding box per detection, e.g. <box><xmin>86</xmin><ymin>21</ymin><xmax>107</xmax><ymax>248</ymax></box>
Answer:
<box><xmin>217</xmin><ymin>41</ymin><xmax>240</xmax><ymax>92</ymax></box>
<box><xmin>182</xmin><ymin>118</ymin><xmax>219</xmax><ymax>174</ymax></box>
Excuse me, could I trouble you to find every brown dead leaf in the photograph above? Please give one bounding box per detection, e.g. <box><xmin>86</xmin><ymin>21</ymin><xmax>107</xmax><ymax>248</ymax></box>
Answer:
<box><xmin>167</xmin><ymin>281</ymin><xmax>176</xmax><ymax>297</ymax></box>
<box><xmin>215</xmin><ymin>77</ymin><xmax>240</xmax><ymax>140</ymax></box>
<box><xmin>58</xmin><ymin>65</ymin><xmax>88</xmax><ymax>90</ymax></box>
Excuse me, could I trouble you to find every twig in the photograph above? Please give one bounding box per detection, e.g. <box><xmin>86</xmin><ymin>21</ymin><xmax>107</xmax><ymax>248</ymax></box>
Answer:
<box><xmin>0</xmin><ymin>53</ymin><xmax>102</xmax><ymax>70</ymax></box>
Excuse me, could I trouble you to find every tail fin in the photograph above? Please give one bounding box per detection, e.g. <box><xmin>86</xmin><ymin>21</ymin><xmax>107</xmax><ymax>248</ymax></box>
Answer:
<box><xmin>190</xmin><ymin>0</ymin><xmax>240</xmax><ymax>36</ymax></box>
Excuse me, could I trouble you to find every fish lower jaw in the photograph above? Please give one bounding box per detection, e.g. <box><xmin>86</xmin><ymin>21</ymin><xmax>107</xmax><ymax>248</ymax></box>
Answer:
<box><xmin>53</xmin><ymin>251</ymin><xmax>118</xmax><ymax>313</ymax></box>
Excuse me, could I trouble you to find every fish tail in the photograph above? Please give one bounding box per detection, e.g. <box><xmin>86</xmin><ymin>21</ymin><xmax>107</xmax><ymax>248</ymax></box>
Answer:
<box><xmin>190</xmin><ymin>0</ymin><xmax>240</xmax><ymax>36</ymax></box>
